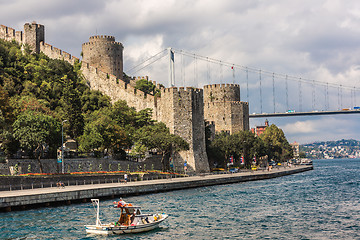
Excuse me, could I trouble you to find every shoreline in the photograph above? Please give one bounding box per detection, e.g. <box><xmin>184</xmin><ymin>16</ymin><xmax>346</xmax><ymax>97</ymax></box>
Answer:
<box><xmin>0</xmin><ymin>165</ymin><xmax>313</xmax><ymax>212</ymax></box>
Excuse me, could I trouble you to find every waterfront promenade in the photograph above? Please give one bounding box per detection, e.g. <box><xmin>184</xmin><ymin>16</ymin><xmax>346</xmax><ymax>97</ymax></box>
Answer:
<box><xmin>0</xmin><ymin>165</ymin><xmax>313</xmax><ymax>212</ymax></box>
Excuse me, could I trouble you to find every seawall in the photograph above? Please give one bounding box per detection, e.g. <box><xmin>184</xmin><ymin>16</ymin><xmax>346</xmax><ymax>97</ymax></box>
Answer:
<box><xmin>0</xmin><ymin>166</ymin><xmax>313</xmax><ymax>212</ymax></box>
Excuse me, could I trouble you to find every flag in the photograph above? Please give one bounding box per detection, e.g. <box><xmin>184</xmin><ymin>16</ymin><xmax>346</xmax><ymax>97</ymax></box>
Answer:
<box><xmin>241</xmin><ymin>156</ymin><xmax>244</xmax><ymax>164</ymax></box>
<box><xmin>170</xmin><ymin>49</ymin><xmax>174</xmax><ymax>61</ymax></box>
<box><xmin>232</xmin><ymin>66</ymin><xmax>235</xmax><ymax>83</ymax></box>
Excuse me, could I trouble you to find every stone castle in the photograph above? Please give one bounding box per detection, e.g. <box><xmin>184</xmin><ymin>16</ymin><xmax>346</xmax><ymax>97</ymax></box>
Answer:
<box><xmin>0</xmin><ymin>22</ymin><xmax>250</xmax><ymax>173</ymax></box>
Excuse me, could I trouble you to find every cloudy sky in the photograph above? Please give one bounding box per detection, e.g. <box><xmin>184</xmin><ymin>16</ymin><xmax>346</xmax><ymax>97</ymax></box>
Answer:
<box><xmin>1</xmin><ymin>0</ymin><xmax>360</xmax><ymax>144</ymax></box>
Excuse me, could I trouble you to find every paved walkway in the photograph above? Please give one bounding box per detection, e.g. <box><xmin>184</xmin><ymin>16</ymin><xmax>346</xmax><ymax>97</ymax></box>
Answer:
<box><xmin>0</xmin><ymin>166</ymin><xmax>312</xmax><ymax>198</ymax></box>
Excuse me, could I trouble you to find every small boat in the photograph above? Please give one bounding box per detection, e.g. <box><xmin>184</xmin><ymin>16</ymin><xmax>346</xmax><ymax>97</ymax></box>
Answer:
<box><xmin>85</xmin><ymin>199</ymin><xmax>168</xmax><ymax>235</ymax></box>
<box><xmin>300</xmin><ymin>158</ymin><xmax>313</xmax><ymax>165</ymax></box>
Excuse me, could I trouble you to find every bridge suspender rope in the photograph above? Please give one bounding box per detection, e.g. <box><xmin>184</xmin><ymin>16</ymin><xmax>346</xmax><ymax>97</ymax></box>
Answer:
<box><xmin>299</xmin><ymin>79</ymin><xmax>302</xmax><ymax>112</ymax></box>
<box><xmin>125</xmin><ymin>49</ymin><xmax>167</xmax><ymax>75</ymax></box>
<box><xmin>326</xmin><ymin>83</ymin><xmax>329</xmax><ymax>110</ymax></box>
<box><xmin>232</xmin><ymin>65</ymin><xmax>235</xmax><ymax>84</ymax></box>
<box><xmin>207</xmin><ymin>57</ymin><xmax>210</xmax><ymax>84</ymax></box>
<box><xmin>194</xmin><ymin>54</ymin><xmax>196</xmax><ymax>86</ymax></box>
<box><xmin>338</xmin><ymin>86</ymin><xmax>341</xmax><ymax>110</ymax></box>
<box><xmin>285</xmin><ymin>75</ymin><xmax>289</xmax><ymax>111</ymax></box>
<box><xmin>272</xmin><ymin>72</ymin><xmax>275</xmax><ymax>113</ymax></box>
<box><xmin>312</xmin><ymin>80</ymin><xmax>315</xmax><ymax>111</ymax></box>
<box><xmin>259</xmin><ymin>69</ymin><xmax>263</xmax><ymax>114</ymax></box>
<box><xmin>354</xmin><ymin>86</ymin><xmax>357</xmax><ymax>107</ymax></box>
<box><xmin>246</xmin><ymin>67</ymin><xmax>249</xmax><ymax>102</ymax></box>
<box><xmin>340</xmin><ymin>85</ymin><xmax>343</xmax><ymax>110</ymax></box>
<box><xmin>180</xmin><ymin>50</ymin><xmax>184</xmax><ymax>87</ymax></box>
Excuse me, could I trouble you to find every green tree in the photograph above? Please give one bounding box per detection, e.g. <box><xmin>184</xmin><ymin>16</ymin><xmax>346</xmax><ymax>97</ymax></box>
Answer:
<box><xmin>209</xmin><ymin>132</ymin><xmax>237</xmax><ymax>168</ymax></box>
<box><xmin>61</xmin><ymin>75</ymin><xmax>84</xmax><ymax>138</ymax></box>
<box><xmin>134</xmin><ymin>122</ymin><xmax>189</xmax><ymax>171</ymax></box>
<box><xmin>135</xmin><ymin>78</ymin><xmax>156</xmax><ymax>95</ymax></box>
<box><xmin>12</xmin><ymin>111</ymin><xmax>61</xmax><ymax>172</ymax></box>
<box><xmin>299</xmin><ymin>151</ymin><xmax>307</xmax><ymax>158</ymax></box>
<box><xmin>81</xmin><ymin>89</ymin><xmax>111</xmax><ymax>113</ymax></box>
<box><xmin>79</xmin><ymin>109</ymin><xmax>129</xmax><ymax>156</ymax></box>
<box><xmin>209</xmin><ymin>130</ymin><xmax>268</xmax><ymax>169</ymax></box>
<box><xmin>260</xmin><ymin>124</ymin><xmax>293</xmax><ymax>162</ymax></box>
<box><xmin>233</xmin><ymin>131</ymin><xmax>260</xmax><ymax>169</ymax></box>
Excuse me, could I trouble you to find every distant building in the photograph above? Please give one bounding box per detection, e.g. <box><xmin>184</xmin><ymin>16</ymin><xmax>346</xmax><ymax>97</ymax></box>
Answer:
<box><xmin>291</xmin><ymin>142</ymin><xmax>300</xmax><ymax>158</ymax></box>
<box><xmin>251</xmin><ymin>119</ymin><xmax>269</xmax><ymax>136</ymax></box>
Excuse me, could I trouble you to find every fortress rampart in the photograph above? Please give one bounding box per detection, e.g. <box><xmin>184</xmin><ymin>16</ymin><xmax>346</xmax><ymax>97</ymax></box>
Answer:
<box><xmin>0</xmin><ymin>25</ymin><xmax>23</xmax><ymax>43</ymax></box>
<box><xmin>0</xmin><ymin>23</ymin><xmax>250</xmax><ymax>173</ymax></box>
<box><xmin>40</xmin><ymin>42</ymin><xmax>80</xmax><ymax>65</ymax></box>
<box><xmin>80</xmin><ymin>61</ymin><xmax>158</xmax><ymax>119</ymax></box>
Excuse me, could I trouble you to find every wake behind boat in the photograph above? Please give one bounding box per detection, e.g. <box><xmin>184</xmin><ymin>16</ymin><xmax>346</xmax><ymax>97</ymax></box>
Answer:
<box><xmin>85</xmin><ymin>199</ymin><xmax>168</xmax><ymax>235</ymax></box>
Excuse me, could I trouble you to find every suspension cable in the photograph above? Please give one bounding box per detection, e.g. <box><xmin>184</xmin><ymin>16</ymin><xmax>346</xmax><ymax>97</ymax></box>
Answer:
<box><xmin>125</xmin><ymin>49</ymin><xmax>167</xmax><ymax>74</ymax></box>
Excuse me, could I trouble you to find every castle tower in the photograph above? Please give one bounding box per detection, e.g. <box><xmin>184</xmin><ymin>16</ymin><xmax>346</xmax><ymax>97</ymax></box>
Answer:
<box><xmin>203</xmin><ymin>84</ymin><xmax>249</xmax><ymax>134</ymax></box>
<box><xmin>158</xmin><ymin>87</ymin><xmax>210</xmax><ymax>173</ymax></box>
<box><xmin>82</xmin><ymin>36</ymin><xmax>124</xmax><ymax>79</ymax></box>
<box><xmin>23</xmin><ymin>22</ymin><xmax>44</xmax><ymax>53</ymax></box>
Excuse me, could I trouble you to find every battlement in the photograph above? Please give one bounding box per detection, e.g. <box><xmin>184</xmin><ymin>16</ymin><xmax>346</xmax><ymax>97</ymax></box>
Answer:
<box><xmin>89</xmin><ymin>35</ymin><xmax>115</xmax><ymax>41</ymax></box>
<box><xmin>82</xmin><ymin>41</ymin><xmax>123</xmax><ymax>46</ymax></box>
<box><xmin>163</xmin><ymin>86</ymin><xmax>202</xmax><ymax>94</ymax></box>
<box><xmin>0</xmin><ymin>25</ymin><xmax>15</xmax><ymax>35</ymax></box>
<box><xmin>208</xmin><ymin>101</ymin><xmax>249</xmax><ymax>105</ymax></box>
<box><xmin>40</xmin><ymin>42</ymin><xmax>79</xmax><ymax>64</ymax></box>
<box><xmin>0</xmin><ymin>25</ymin><xmax>23</xmax><ymax>43</ymax></box>
<box><xmin>82</xmin><ymin>35</ymin><xmax>123</xmax><ymax>47</ymax></box>
<box><xmin>203</xmin><ymin>83</ymin><xmax>240</xmax><ymax>103</ymax></box>
<box><xmin>24</xmin><ymin>22</ymin><xmax>43</xmax><ymax>29</ymax></box>
<box><xmin>134</xmin><ymin>76</ymin><xmax>149</xmax><ymax>81</ymax></box>
<box><xmin>203</xmin><ymin>83</ymin><xmax>240</xmax><ymax>89</ymax></box>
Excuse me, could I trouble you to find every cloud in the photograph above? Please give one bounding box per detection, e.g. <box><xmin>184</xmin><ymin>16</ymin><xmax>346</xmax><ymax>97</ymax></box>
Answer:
<box><xmin>279</xmin><ymin>116</ymin><xmax>360</xmax><ymax>144</ymax></box>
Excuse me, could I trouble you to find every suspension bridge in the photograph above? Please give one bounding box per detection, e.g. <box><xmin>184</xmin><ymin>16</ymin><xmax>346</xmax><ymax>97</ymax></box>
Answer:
<box><xmin>125</xmin><ymin>48</ymin><xmax>360</xmax><ymax>118</ymax></box>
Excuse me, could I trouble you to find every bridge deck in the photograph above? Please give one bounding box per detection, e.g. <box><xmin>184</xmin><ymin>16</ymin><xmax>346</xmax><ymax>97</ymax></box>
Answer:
<box><xmin>250</xmin><ymin>110</ymin><xmax>360</xmax><ymax>118</ymax></box>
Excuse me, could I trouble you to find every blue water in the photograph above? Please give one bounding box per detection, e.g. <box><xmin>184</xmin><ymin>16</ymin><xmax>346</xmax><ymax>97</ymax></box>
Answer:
<box><xmin>1</xmin><ymin>159</ymin><xmax>359</xmax><ymax>239</ymax></box>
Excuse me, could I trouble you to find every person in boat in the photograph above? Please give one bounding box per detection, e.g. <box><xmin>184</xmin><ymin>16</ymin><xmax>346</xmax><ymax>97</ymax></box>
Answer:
<box><xmin>116</xmin><ymin>200</ymin><xmax>135</xmax><ymax>225</ymax></box>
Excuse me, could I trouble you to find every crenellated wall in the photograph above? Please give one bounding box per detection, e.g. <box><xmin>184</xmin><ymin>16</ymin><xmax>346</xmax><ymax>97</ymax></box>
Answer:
<box><xmin>80</xmin><ymin>61</ymin><xmax>158</xmax><ymax>119</ymax></box>
<box><xmin>40</xmin><ymin>42</ymin><xmax>80</xmax><ymax>65</ymax></box>
<box><xmin>0</xmin><ymin>25</ymin><xmax>23</xmax><ymax>43</ymax></box>
<box><xmin>0</xmin><ymin>22</ymin><xmax>44</xmax><ymax>53</ymax></box>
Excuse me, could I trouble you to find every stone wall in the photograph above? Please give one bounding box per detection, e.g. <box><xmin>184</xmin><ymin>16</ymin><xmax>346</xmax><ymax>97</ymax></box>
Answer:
<box><xmin>0</xmin><ymin>25</ymin><xmax>23</xmax><ymax>43</ymax></box>
<box><xmin>204</xmin><ymin>84</ymin><xmax>249</xmax><ymax>134</ymax></box>
<box><xmin>0</xmin><ymin>157</ymin><xmax>163</xmax><ymax>175</ymax></box>
<box><xmin>82</xmin><ymin>35</ymin><xmax>123</xmax><ymax>79</ymax></box>
<box><xmin>0</xmin><ymin>22</ymin><xmax>44</xmax><ymax>53</ymax></box>
<box><xmin>157</xmin><ymin>87</ymin><xmax>210</xmax><ymax>173</ymax></box>
<box><xmin>40</xmin><ymin>42</ymin><xmax>79</xmax><ymax>65</ymax></box>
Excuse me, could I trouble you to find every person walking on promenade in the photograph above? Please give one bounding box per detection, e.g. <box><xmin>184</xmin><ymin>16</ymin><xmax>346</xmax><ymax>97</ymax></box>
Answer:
<box><xmin>124</xmin><ymin>173</ymin><xmax>128</xmax><ymax>183</ymax></box>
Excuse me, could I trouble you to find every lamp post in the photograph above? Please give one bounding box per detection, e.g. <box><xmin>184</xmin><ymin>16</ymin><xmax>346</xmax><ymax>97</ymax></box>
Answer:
<box><xmin>61</xmin><ymin>120</ymin><xmax>67</xmax><ymax>174</ymax></box>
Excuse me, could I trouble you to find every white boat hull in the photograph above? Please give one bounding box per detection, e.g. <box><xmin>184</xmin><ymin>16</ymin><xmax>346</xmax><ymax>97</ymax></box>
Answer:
<box><xmin>85</xmin><ymin>214</ymin><xmax>168</xmax><ymax>235</ymax></box>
